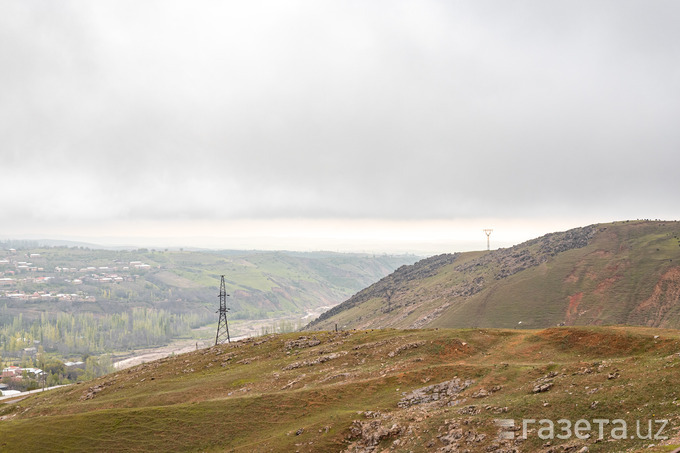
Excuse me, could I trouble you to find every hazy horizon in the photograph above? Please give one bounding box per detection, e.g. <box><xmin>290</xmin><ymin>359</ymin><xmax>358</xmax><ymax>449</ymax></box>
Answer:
<box><xmin>0</xmin><ymin>217</ymin><xmax>651</xmax><ymax>255</ymax></box>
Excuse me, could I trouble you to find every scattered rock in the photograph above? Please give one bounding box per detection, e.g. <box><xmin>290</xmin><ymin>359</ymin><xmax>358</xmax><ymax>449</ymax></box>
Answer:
<box><xmin>472</xmin><ymin>386</ymin><xmax>502</xmax><ymax>398</ymax></box>
<box><xmin>458</xmin><ymin>405</ymin><xmax>480</xmax><ymax>415</ymax></box>
<box><xmin>484</xmin><ymin>405</ymin><xmax>509</xmax><ymax>414</ymax></box>
<box><xmin>281</xmin><ymin>374</ymin><xmax>306</xmax><ymax>390</ymax></box>
<box><xmin>532</xmin><ymin>372</ymin><xmax>557</xmax><ymax>393</ymax></box>
<box><xmin>80</xmin><ymin>383</ymin><xmax>107</xmax><ymax>401</ymax></box>
<box><xmin>533</xmin><ymin>382</ymin><xmax>553</xmax><ymax>393</ymax></box>
<box><xmin>398</xmin><ymin>378</ymin><xmax>473</xmax><ymax>408</ymax></box>
<box><xmin>346</xmin><ymin>419</ymin><xmax>402</xmax><ymax>448</ymax></box>
<box><xmin>285</xmin><ymin>336</ymin><xmax>321</xmax><ymax>350</ymax></box>
<box><xmin>319</xmin><ymin>372</ymin><xmax>352</xmax><ymax>383</ymax></box>
<box><xmin>388</xmin><ymin>341</ymin><xmax>426</xmax><ymax>358</ymax></box>
<box><xmin>440</xmin><ymin>428</ymin><xmax>463</xmax><ymax>445</ymax></box>
<box><xmin>282</xmin><ymin>351</ymin><xmax>347</xmax><ymax>370</ymax></box>
<box><xmin>471</xmin><ymin>389</ymin><xmax>489</xmax><ymax>398</ymax></box>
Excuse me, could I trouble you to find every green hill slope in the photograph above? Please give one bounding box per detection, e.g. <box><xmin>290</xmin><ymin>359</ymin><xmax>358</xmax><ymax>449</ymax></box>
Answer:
<box><xmin>0</xmin><ymin>248</ymin><xmax>416</xmax><ymax>321</ymax></box>
<box><xmin>307</xmin><ymin>220</ymin><xmax>680</xmax><ymax>331</ymax></box>
<box><xmin>2</xmin><ymin>326</ymin><xmax>680</xmax><ymax>452</ymax></box>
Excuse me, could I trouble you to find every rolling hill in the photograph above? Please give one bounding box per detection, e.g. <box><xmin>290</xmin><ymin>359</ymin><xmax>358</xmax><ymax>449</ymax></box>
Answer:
<box><xmin>0</xmin><ymin>247</ymin><xmax>417</xmax><ymax>321</ymax></box>
<box><xmin>2</xmin><ymin>326</ymin><xmax>680</xmax><ymax>452</ymax></box>
<box><xmin>307</xmin><ymin>220</ymin><xmax>680</xmax><ymax>331</ymax></box>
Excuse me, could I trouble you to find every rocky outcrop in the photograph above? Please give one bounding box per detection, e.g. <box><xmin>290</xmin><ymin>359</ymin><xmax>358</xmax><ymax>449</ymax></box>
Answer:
<box><xmin>346</xmin><ymin>419</ymin><xmax>403</xmax><ymax>449</ymax></box>
<box><xmin>282</xmin><ymin>351</ymin><xmax>347</xmax><ymax>370</ymax></box>
<box><xmin>453</xmin><ymin>225</ymin><xmax>599</xmax><ymax>281</ymax></box>
<box><xmin>284</xmin><ymin>336</ymin><xmax>321</xmax><ymax>350</ymax></box>
<box><xmin>532</xmin><ymin>371</ymin><xmax>558</xmax><ymax>393</ymax></box>
<box><xmin>398</xmin><ymin>378</ymin><xmax>473</xmax><ymax>408</ymax></box>
<box><xmin>387</xmin><ymin>341</ymin><xmax>426</xmax><ymax>357</ymax></box>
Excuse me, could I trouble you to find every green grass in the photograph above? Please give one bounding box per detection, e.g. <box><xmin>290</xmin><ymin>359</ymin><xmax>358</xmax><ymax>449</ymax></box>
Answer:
<box><xmin>3</xmin><ymin>326</ymin><xmax>680</xmax><ymax>452</ymax></box>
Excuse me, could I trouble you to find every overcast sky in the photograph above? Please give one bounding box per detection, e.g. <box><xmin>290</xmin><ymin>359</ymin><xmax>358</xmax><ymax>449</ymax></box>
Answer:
<box><xmin>1</xmin><ymin>1</ymin><xmax>679</xmax><ymax>253</ymax></box>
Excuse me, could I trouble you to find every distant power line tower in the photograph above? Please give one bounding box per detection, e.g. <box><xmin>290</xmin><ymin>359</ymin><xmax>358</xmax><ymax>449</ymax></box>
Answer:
<box><xmin>483</xmin><ymin>229</ymin><xmax>493</xmax><ymax>251</ymax></box>
<box><xmin>215</xmin><ymin>275</ymin><xmax>231</xmax><ymax>345</ymax></box>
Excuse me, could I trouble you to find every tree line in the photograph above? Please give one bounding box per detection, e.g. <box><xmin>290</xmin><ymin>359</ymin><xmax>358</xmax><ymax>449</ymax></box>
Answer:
<box><xmin>0</xmin><ymin>308</ymin><xmax>212</xmax><ymax>357</ymax></box>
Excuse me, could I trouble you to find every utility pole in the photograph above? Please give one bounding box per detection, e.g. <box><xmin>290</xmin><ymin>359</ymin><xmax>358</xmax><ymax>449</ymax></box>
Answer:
<box><xmin>483</xmin><ymin>229</ymin><xmax>493</xmax><ymax>251</ymax></box>
<box><xmin>215</xmin><ymin>275</ymin><xmax>231</xmax><ymax>345</ymax></box>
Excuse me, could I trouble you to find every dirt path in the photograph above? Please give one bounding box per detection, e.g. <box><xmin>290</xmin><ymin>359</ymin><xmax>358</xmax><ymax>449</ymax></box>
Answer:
<box><xmin>113</xmin><ymin>339</ymin><xmax>205</xmax><ymax>370</ymax></box>
<box><xmin>113</xmin><ymin>336</ymin><xmax>248</xmax><ymax>370</ymax></box>
<box><xmin>1</xmin><ymin>385</ymin><xmax>71</xmax><ymax>403</ymax></box>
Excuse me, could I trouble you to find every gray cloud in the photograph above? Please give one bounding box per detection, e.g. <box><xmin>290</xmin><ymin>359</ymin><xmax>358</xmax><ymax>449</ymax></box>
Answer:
<box><xmin>1</xmin><ymin>0</ymin><xmax>679</xmax><ymax>231</ymax></box>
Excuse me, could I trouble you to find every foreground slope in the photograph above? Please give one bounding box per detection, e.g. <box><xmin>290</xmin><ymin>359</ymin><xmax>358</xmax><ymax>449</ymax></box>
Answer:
<box><xmin>308</xmin><ymin>220</ymin><xmax>680</xmax><ymax>331</ymax></box>
<box><xmin>1</xmin><ymin>326</ymin><xmax>680</xmax><ymax>452</ymax></box>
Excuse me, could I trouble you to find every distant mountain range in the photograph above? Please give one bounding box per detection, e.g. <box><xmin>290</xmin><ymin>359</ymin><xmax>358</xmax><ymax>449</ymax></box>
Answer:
<box><xmin>308</xmin><ymin>220</ymin><xmax>680</xmax><ymax>330</ymax></box>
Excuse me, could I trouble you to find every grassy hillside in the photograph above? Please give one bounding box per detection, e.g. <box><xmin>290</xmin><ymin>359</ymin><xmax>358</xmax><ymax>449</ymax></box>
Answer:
<box><xmin>2</xmin><ymin>326</ymin><xmax>680</xmax><ymax>452</ymax></box>
<box><xmin>307</xmin><ymin>220</ymin><xmax>680</xmax><ymax>331</ymax></box>
<box><xmin>0</xmin><ymin>247</ymin><xmax>416</xmax><ymax>321</ymax></box>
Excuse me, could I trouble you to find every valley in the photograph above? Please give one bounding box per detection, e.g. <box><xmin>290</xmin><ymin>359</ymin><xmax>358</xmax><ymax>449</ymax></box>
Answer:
<box><xmin>0</xmin><ymin>245</ymin><xmax>416</xmax><ymax>393</ymax></box>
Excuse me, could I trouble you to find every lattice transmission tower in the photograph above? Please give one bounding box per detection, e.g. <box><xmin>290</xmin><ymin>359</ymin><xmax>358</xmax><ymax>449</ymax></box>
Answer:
<box><xmin>483</xmin><ymin>229</ymin><xmax>493</xmax><ymax>251</ymax></box>
<box><xmin>215</xmin><ymin>275</ymin><xmax>231</xmax><ymax>345</ymax></box>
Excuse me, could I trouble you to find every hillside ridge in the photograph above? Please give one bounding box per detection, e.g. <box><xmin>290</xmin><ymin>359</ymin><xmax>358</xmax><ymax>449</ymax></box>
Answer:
<box><xmin>307</xmin><ymin>220</ymin><xmax>680</xmax><ymax>331</ymax></box>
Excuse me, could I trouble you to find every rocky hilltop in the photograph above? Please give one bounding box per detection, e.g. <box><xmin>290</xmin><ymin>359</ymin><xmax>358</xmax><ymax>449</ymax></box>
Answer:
<box><xmin>307</xmin><ymin>220</ymin><xmax>680</xmax><ymax>331</ymax></box>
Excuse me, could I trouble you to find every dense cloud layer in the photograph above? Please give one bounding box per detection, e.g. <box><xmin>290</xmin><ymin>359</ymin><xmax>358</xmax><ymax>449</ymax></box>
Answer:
<box><xmin>1</xmin><ymin>1</ymin><xmax>679</xmax><ymax>237</ymax></box>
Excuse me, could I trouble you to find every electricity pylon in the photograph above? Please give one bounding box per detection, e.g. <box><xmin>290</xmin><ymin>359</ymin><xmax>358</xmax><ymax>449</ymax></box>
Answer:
<box><xmin>215</xmin><ymin>275</ymin><xmax>231</xmax><ymax>345</ymax></box>
<box><xmin>483</xmin><ymin>229</ymin><xmax>493</xmax><ymax>251</ymax></box>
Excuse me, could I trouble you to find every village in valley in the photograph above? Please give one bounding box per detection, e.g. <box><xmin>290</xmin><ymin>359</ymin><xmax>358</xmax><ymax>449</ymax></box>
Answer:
<box><xmin>1</xmin><ymin>360</ymin><xmax>86</xmax><ymax>397</ymax></box>
<box><xmin>0</xmin><ymin>247</ymin><xmax>152</xmax><ymax>302</ymax></box>
<box><xmin>0</xmin><ymin>245</ymin><xmax>165</xmax><ymax>396</ymax></box>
